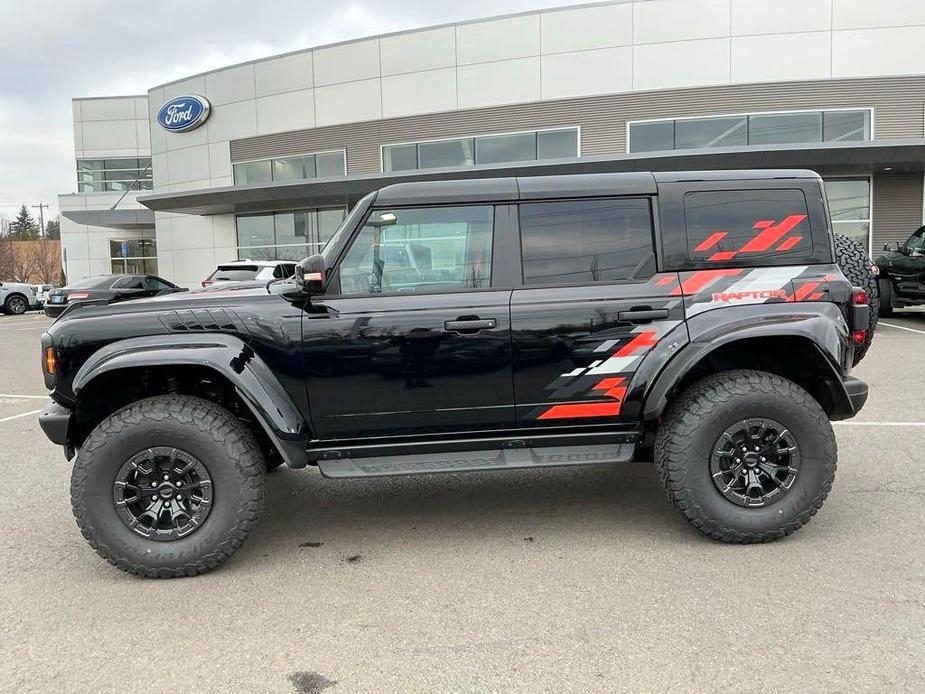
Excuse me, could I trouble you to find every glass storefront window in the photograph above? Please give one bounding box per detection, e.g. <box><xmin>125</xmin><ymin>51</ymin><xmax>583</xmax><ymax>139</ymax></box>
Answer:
<box><xmin>233</xmin><ymin>151</ymin><xmax>345</xmax><ymax>185</ymax></box>
<box><xmin>383</xmin><ymin>144</ymin><xmax>418</xmax><ymax>171</ymax></box>
<box><xmin>316</xmin><ymin>151</ymin><xmax>346</xmax><ymax>177</ymax></box>
<box><xmin>537</xmin><ymin>129</ymin><xmax>579</xmax><ymax>159</ymax></box>
<box><xmin>418</xmin><ymin>138</ymin><xmax>475</xmax><ymax>169</ymax></box>
<box><xmin>675</xmin><ymin>116</ymin><xmax>747</xmax><ymax>149</ymax></box>
<box><xmin>475</xmin><ymin>132</ymin><xmax>536</xmax><ymax>165</ymax></box>
<box><xmin>824</xmin><ymin>110</ymin><xmax>871</xmax><ymax>142</ymax></box>
<box><xmin>234</xmin><ymin>160</ymin><xmax>272</xmax><ymax>185</ymax></box>
<box><xmin>382</xmin><ymin>128</ymin><xmax>579</xmax><ymax>172</ymax></box>
<box><xmin>77</xmin><ymin>157</ymin><xmax>152</xmax><ymax>193</ymax></box>
<box><xmin>629</xmin><ymin>109</ymin><xmax>871</xmax><ymax>152</ymax></box>
<box><xmin>748</xmin><ymin>112</ymin><xmax>822</xmax><ymax>144</ymax></box>
<box><xmin>108</xmin><ymin>236</ymin><xmax>158</xmax><ymax>275</ymax></box>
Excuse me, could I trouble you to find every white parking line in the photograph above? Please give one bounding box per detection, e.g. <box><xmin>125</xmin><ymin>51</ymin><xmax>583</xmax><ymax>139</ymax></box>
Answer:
<box><xmin>879</xmin><ymin>321</ymin><xmax>925</xmax><ymax>335</ymax></box>
<box><xmin>0</xmin><ymin>409</ymin><xmax>42</xmax><ymax>424</ymax></box>
<box><xmin>0</xmin><ymin>394</ymin><xmax>47</xmax><ymax>399</ymax></box>
<box><xmin>834</xmin><ymin>421</ymin><xmax>925</xmax><ymax>427</ymax></box>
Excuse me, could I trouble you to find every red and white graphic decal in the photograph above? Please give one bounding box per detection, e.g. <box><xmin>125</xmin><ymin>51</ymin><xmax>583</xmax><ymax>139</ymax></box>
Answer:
<box><xmin>537</xmin><ymin>377</ymin><xmax>628</xmax><ymax>420</ymax></box>
<box><xmin>694</xmin><ymin>214</ymin><xmax>807</xmax><ymax>262</ymax></box>
<box><xmin>533</xmin><ymin>320</ymin><xmax>681</xmax><ymax>421</ymax></box>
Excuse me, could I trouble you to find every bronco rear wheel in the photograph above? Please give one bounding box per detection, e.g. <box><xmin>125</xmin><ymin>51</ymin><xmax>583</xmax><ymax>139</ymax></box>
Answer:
<box><xmin>71</xmin><ymin>395</ymin><xmax>265</xmax><ymax>578</ymax></box>
<box><xmin>655</xmin><ymin>370</ymin><xmax>836</xmax><ymax>543</ymax></box>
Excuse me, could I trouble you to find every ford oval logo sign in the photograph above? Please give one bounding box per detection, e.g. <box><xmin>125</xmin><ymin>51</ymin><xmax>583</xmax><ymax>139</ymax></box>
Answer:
<box><xmin>156</xmin><ymin>95</ymin><xmax>211</xmax><ymax>132</ymax></box>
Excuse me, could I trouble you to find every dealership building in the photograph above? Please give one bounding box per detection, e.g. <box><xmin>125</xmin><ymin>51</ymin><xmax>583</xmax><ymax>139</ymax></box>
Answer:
<box><xmin>59</xmin><ymin>0</ymin><xmax>925</xmax><ymax>286</ymax></box>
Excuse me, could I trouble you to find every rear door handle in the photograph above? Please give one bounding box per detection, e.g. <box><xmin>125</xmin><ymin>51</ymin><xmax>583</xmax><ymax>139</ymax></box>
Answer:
<box><xmin>617</xmin><ymin>308</ymin><xmax>669</xmax><ymax>323</ymax></box>
<box><xmin>444</xmin><ymin>318</ymin><xmax>497</xmax><ymax>333</ymax></box>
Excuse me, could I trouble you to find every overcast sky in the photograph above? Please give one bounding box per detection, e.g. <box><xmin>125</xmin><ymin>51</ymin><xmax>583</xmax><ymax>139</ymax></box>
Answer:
<box><xmin>0</xmin><ymin>0</ymin><xmax>600</xmax><ymax>223</ymax></box>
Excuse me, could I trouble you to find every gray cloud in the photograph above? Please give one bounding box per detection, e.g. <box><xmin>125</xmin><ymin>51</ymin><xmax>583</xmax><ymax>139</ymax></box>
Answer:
<box><xmin>0</xmin><ymin>0</ymin><xmax>599</xmax><ymax>221</ymax></box>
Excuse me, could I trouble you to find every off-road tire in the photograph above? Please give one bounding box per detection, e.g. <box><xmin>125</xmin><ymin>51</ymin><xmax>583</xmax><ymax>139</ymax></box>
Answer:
<box><xmin>71</xmin><ymin>395</ymin><xmax>265</xmax><ymax>578</ymax></box>
<box><xmin>833</xmin><ymin>233</ymin><xmax>878</xmax><ymax>364</ymax></box>
<box><xmin>655</xmin><ymin>370</ymin><xmax>836</xmax><ymax>543</ymax></box>
<box><xmin>4</xmin><ymin>293</ymin><xmax>29</xmax><ymax>315</ymax></box>
<box><xmin>878</xmin><ymin>277</ymin><xmax>894</xmax><ymax>317</ymax></box>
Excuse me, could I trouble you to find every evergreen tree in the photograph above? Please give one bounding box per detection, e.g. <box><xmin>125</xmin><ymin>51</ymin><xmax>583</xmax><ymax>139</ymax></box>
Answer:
<box><xmin>9</xmin><ymin>205</ymin><xmax>38</xmax><ymax>240</ymax></box>
<box><xmin>45</xmin><ymin>217</ymin><xmax>60</xmax><ymax>240</ymax></box>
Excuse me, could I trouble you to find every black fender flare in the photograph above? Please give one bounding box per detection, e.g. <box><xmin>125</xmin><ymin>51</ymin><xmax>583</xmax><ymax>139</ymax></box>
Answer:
<box><xmin>71</xmin><ymin>333</ymin><xmax>308</xmax><ymax>467</ymax></box>
<box><xmin>643</xmin><ymin>303</ymin><xmax>854</xmax><ymax>421</ymax></box>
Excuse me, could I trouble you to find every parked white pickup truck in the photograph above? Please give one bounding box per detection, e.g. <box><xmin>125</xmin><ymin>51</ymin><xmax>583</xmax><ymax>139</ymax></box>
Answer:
<box><xmin>0</xmin><ymin>280</ymin><xmax>39</xmax><ymax>314</ymax></box>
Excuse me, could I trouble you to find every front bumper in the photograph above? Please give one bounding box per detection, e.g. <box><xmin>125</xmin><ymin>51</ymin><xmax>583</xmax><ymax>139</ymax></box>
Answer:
<box><xmin>38</xmin><ymin>401</ymin><xmax>71</xmax><ymax>446</ymax></box>
<box><xmin>843</xmin><ymin>376</ymin><xmax>869</xmax><ymax>415</ymax></box>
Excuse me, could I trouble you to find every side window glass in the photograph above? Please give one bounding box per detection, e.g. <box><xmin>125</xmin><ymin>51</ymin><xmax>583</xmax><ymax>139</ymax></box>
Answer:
<box><xmin>114</xmin><ymin>277</ymin><xmax>144</xmax><ymax>289</ymax></box>
<box><xmin>338</xmin><ymin>206</ymin><xmax>494</xmax><ymax>295</ymax></box>
<box><xmin>905</xmin><ymin>227</ymin><xmax>925</xmax><ymax>251</ymax></box>
<box><xmin>684</xmin><ymin>189</ymin><xmax>812</xmax><ymax>265</ymax></box>
<box><xmin>519</xmin><ymin>198</ymin><xmax>656</xmax><ymax>285</ymax></box>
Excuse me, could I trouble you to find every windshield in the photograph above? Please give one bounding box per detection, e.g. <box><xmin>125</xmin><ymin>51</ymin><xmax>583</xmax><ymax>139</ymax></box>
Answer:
<box><xmin>321</xmin><ymin>193</ymin><xmax>376</xmax><ymax>265</ymax></box>
<box><xmin>66</xmin><ymin>275</ymin><xmax>116</xmax><ymax>290</ymax></box>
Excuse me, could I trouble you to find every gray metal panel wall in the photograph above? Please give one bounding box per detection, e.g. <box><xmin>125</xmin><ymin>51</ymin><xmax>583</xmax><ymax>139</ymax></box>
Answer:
<box><xmin>873</xmin><ymin>174</ymin><xmax>924</xmax><ymax>249</ymax></box>
<box><xmin>231</xmin><ymin>75</ymin><xmax>925</xmax><ymax>174</ymax></box>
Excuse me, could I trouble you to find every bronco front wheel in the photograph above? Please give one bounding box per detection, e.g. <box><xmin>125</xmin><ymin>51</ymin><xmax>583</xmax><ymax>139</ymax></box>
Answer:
<box><xmin>655</xmin><ymin>370</ymin><xmax>836</xmax><ymax>543</ymax></box>
<box><xmin>71</xmin><ymin>395</ymin><xmax>265</xmax><ymax>578</ymax></box>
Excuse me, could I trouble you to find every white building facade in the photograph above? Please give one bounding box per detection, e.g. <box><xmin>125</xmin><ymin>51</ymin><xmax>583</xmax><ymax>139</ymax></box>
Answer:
<box><xmin>60</xmin><ymin>0</ymin><xmax>925</xmax><ymax>286</ymax></box>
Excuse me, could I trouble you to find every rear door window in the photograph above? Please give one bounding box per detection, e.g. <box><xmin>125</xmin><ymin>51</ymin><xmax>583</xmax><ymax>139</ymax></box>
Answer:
<box><xmin>684</xmin><ymin>189</ymin><xmax>813</xmax><ymax>266</ymax></box>
<box><xmin>518</xmin><ymin>198</ymin><xmax>656</xmax><ymax>285</ymax></box>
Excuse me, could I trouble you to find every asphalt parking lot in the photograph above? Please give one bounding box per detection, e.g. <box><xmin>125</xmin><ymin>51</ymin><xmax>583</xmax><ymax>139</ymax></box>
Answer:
<box><xmin>0</xmin><ymin>310</ymin><xmax>923</xmax><ymax>693</ymax></box>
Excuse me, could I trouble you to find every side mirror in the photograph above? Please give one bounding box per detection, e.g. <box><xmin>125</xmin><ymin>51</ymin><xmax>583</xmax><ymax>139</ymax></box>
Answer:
<box><xmin>294</xmin><ymin>254</ymin><xmax>327</xmax><ymax>295</ymax></box>
<box><xmin>884</xmin><ymin>241</ymin><xmax>901</xmax><ymax>252</ymax></box>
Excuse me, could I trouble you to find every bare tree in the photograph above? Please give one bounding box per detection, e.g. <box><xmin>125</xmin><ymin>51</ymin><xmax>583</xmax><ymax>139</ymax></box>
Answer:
<box><xmin>27</xmin><ymin>240</ymin><xmax>62</xmax><ymax>283</ymax></box>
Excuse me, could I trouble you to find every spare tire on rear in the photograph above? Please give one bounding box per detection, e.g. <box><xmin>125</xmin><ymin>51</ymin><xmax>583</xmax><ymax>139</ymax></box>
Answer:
<box><xmin>833</xmin><ymin>233</ymin><xmax>878</xmax><ymax>365</ymax></box>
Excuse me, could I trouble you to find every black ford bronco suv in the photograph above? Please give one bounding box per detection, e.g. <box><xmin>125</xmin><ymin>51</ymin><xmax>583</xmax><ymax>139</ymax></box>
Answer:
<box><xmin>38</xmin><ymin>170</ymin><xmax>871</xmax><ymax>578</ymax></box>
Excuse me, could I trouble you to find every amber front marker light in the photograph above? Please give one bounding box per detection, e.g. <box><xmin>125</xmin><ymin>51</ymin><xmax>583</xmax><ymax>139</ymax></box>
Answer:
<box><xmin>44</xmin><ymin>347</ymin><xmax>57</xmax><ymax>375</ymax></box>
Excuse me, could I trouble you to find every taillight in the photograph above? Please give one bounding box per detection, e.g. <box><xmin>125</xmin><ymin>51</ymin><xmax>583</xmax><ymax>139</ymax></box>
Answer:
<box><xmin>67</xmin><ymin>291</ymin><xmax>90</xmax><ymax>300</ymax></box>
<box><xmin>852</xmin><ymin>330</ymin><xmax>866</xmax><ymax>345</ymax></box>
<box><xmin>44</xmin><ymin>347</ymin><xmax>57</xmax><ymax>375</ymax></box>
<box><xmin>853</xmin><ymin>289</ymin><xmax>868</xmax><ymax>305</ymax></box>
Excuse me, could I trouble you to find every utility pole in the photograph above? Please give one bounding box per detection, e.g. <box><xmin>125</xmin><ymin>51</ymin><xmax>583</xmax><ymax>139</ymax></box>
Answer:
<box><xmin>32</xmin><ymin>202</ymin><xmax>48</xmax><ymax>237</ymax></box>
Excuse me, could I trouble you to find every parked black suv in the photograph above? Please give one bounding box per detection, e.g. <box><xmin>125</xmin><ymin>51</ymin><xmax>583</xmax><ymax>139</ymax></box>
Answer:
<box><xmin>875</xmin><ymin>225</ymin><xmax>925</xmax><ymax>315</ymax></box>
<box><xmin>38</xmin><ymin>170</ymin><xmax>871</xmax><ymax>578</ymax></box>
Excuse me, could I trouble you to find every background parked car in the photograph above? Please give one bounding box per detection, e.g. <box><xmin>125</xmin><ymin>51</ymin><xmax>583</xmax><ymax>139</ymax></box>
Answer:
<box><xmin>0</xmin><ymin>280</ymin><xmax>40</xmax><ymax>315</ymax></box>
<box><xmin>44</xmin><ymin>274</ymin><xmax>186</xmax><ymax>317</ymax></box>
<box><xmin>201</xmin><ymin>260</ymin><xmax>297</xmax><ymax>287</ymax></box>
<box><xmin>31</xmin><ymin>284</ymin><xmax>54</xmax><ymax>308</ymax></box>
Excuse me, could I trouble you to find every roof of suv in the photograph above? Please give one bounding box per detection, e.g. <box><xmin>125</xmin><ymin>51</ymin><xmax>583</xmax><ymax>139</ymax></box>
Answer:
<box><xmin>373</xmin><ymin>169</ymin><xmax>822</xmax><ymax>207</ymax></box>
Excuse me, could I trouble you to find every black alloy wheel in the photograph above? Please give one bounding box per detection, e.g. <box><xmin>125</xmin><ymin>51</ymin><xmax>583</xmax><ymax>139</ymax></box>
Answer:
<box><xmin>710</xmin><ymin>418</ymin><xmax>800</xmax><ymax>507</ymax></box>
<box><xmin>113</xmin><ymin>447</ymin><xmax>214</xmax><ymax>541</ymax></box>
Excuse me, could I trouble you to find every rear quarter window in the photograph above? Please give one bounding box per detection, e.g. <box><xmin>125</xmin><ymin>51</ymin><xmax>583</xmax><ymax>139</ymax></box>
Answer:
<box><xmin>519</xmin><ymin>198</ymin><xmax>656</xmax><ymax>285</ymax></box>
<box><xmin>684</xmin><ymin>189</ymin><xmax>813</xmax><ymax>267</ymax></box>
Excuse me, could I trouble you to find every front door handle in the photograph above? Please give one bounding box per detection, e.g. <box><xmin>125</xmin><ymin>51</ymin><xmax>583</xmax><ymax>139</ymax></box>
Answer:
<box><xmin>617</xmin><ymin>308</ymin><xmax>669</xmax><ymax>323</ymax></box>
<box><xmin>444</xmin><ymin>318</ymin><xmax>497</xmax><ymax>333</ymax></box>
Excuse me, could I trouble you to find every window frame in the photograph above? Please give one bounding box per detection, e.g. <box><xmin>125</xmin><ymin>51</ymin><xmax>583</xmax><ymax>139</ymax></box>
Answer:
<box><xmin>323</xmin><ymin>202</ymin><xmax>515</xmax><ymax>298</ymax></box>
<box><xmin>380</xmin><ymin>126</ymin><xmax>582</xmax><ymax>173</ymax></box>
<box><xmin>513</xmin><ymin>195</ymin><xmax>660</xmax><ymax>289</ymax></box>
<box><xmin>626</xmin><ymin>107</ymin><xmax>874</xmax><ymax>154</ymax></box>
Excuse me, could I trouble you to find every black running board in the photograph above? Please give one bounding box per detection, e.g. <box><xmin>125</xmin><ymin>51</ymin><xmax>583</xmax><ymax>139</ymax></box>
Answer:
<box><xmin>316</xmin><ymin>443</ymin><xmax>634</xmax><ymax>478</ymax></box>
